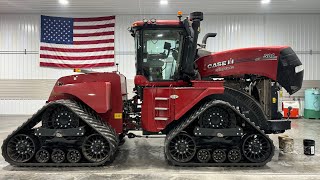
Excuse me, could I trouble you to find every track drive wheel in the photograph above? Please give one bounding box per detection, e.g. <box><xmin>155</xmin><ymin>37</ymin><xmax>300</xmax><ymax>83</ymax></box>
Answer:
<box><xmin>242</xmin><ymin>134</ymin><xmax>272</xmax><ymax>163</ymax></box>
<box><xmin>82</xmin><ymin>134</ymin><xmax>111</xmax><ymax>163</ymax></box>
<box><xmin>167</xmin><ymin>133</ymin><xmax>196</xmax><ymax>163</ymax></box>
<box><xmin>199</xmin><ymin>106</ymin><xmax>235</xmax><ymax>129</ymax></box>
<box><xmin>6</xmin><ymin>134</ymin><xmax>36</xmax><ymax>163</ymax></box>
<box><xmin>43</xmin><ymin>106</ymin><xmax>79</xmax><ymax>129</ymax></box>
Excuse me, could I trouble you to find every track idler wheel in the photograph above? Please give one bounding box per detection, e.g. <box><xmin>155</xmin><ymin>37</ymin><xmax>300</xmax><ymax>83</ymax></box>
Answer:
<box><xmin>35</xmin><ymin>149</ymin><xmax>50</xmax><ymax>163</ymax></box>
<box><xmin>212</xmin><ymin>149</ymin><xmax>226</xmax><ymax>163</ymax></box>
<box><xmin>242</xmin><ymin>134</ymin><xmax>272</xmax><ymax>163</ymax></box>
<box><xmin>167</xmin><ymin>133</ymin><xmax>196</xmax><ymax>163</ymax></box>
<box><xmin>82</xmin><ymin>134</ymin><xmax>111</xmax><ymax>163</ymax></box>
<box><xmin>6</xmin><ymin>134</ymin><xmax>36</xmax><ymax>163</ymax></box>
<box><xmin>67</xmin><ymin>149</ymin><xmax>81</xmax><ymax>163</ymax></box>
<box><xmin>227</xmin><ymin>148</ymin><xmax>242</xmax><ymax>163</ymax></box>
<box><xmin>196</xmin><ymin>149</ymin><xmax>211</xmax><ymax>163</ymax></box>
<box><xmin>51</xmin><ymin>149</ymin><xmax>65</xmax><ymax>163</ymax></box>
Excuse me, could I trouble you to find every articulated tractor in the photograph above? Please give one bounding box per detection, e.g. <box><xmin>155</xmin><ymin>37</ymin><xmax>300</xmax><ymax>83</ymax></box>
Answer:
<box><xmin>2</xmin><ymin>12</ymin><xmax>303</xmax><ymax>167</ymax></box>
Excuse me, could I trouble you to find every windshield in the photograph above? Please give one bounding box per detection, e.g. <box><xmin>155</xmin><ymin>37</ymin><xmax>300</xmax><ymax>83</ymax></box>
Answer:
<box><xmin>140</xmin><ymin>29</ymin><xmax>184</xmax><ymax>81</ymax></box>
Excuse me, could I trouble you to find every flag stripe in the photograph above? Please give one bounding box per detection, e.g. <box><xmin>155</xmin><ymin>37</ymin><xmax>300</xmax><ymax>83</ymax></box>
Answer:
<box><xmin>74</xmin><ymin>16</ymin><xmax>115</xmax><ymax>22</ymax></box>
<box><xmin>73</xmin><ymin>31</ymin><xmax>114</xmax><ymax>37</ymax></box>
<box><xmin>74</xmin><ymin>19</ymin><xmax>115</xmax><ymax>26</ymax></box>
<box><xmin>73</xmin><ymin>35</ymin><xmax>114</xmax><ymax>41</ymax></box>
<box><xmin>73</xmin><ymin>39</ymin><xmax>114</xmax><ymax>45</ymax></box>
<box><xmin>74</xmin><ymin>23</ymin><xmax>115</xmax><ymax>30</ymax></box>
<box><xmin>40</xmin><ymin>62</ymin><xmax>114</xmax><ymax>68</ymax></box>
<box><xmin>40</xmin><ymin>54</ymin><xmax>114</xmax><ymax>60</ymax></box>
<box><xmin>40</xmin><ymin>46</ymin><xmax>114</xmax><ymax>52</ymax></box>
<box><xmin>40</xmin><ymin>50</ymin><xmax>114</xmax><ymax>57</ymax></box>
<box><xmin>40</xmin><ymin>42</ymin><xmax>114</xmax><ymax>49</ymax></box>
<box><xmin>74</xmin><ymin>27</ymin><xmax>114</xmax><ymax>34</ymax></box>
<box><xmin>40</xmin><ymin>58</ymin><xmax>114</xmax><ymax>64</ymax></box>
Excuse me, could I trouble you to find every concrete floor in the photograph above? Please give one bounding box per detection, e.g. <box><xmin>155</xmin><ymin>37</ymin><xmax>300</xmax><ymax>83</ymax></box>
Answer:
<box><xmin>0</xmin><ymin>116</ymin><xmax>320</xmax><ymax>180</ymax></box>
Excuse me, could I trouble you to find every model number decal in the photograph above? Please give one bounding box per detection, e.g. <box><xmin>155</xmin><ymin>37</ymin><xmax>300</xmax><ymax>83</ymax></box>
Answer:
<box><xmin>207</xmin><ymin>58</ymin><xmax>235</xmax><ymax>69</ymax></box>
<box><xmin>263</xmin><ymin>53</ymin><xmax>277</xmax><ymax>59</ymax></box>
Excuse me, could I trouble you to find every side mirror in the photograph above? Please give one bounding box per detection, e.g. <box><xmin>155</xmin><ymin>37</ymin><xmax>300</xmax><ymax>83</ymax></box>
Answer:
<box><xmin>164</xmin><ymin>42</ymin><xmax>171</xmax><ymax>50</ymax></box>
<box><xmin>128</xmin><ymin>27</ymin><xmax>135</xmax><ymax>37</ymax></box>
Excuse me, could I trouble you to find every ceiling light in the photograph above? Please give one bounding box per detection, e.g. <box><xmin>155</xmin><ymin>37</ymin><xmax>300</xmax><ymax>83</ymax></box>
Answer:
<box><xmin>261</xmin><ymin>0</ymin><xmax>271</xmax><ymax>4</ymax></box>
<box><xmin>59</xmin><ymin>0</ymin><xmax>69</xmax><ymax>5</ymax></box>
<box><xmin>160</xmin><ymin>0</ymin><xmax>168</xmax><ymax>5</ymax></box>
<box><xmin>157</xmin><ymin>34</ymin><xmax>163</xmax><ymax>37</ymax></box>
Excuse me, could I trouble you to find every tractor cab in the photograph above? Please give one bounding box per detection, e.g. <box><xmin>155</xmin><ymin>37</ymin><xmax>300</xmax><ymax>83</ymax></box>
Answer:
<box><xmin>133</xmin><ymin>26</ymin><xmax>184</xmax><ymax>82</ymax></box>
<box><xmin>129</xmin><ymin>12</ymin><xmax>205</xmax><ymax>85</ymax></box>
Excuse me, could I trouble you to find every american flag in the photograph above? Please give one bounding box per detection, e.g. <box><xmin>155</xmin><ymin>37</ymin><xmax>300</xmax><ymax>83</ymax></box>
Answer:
<box><xmin>40</xmin><ymin>15</ymin><xmax>115</xmax><ymax>68</ymax></box>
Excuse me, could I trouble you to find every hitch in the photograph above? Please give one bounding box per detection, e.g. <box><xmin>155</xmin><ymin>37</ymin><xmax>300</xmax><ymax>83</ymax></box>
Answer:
<box><xmin>126</xmin><ymin>132</ymin><xmax>166</xmax><ymax>139</ymax></box>
<box><xmin>127</xmin><ymin>132</ymin><xmax>138</xmax><ymax>138</ymax></box>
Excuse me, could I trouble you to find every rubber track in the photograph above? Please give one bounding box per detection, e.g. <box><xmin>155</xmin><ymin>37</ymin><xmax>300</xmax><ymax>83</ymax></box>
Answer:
<box><xmin>164</xmin><ymin>100</ymin><xmax>275</xmax><ymax>167</ymax></box>
<box><xmin>1</xmin><ymin>99</ymin><xmax>118</xmax><ymax>167</ymax></box>
<box><xmin>213</xmin><ymin>87</ymin><xmax>269</xmax><ymax>131</ymax></box>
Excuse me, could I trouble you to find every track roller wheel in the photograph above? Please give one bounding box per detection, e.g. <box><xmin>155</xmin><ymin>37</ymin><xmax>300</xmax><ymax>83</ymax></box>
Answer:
<box><xmin>227</xmin><ymin>148</ymin><xmax>242</xmax><ymax>163</ymax></box>
<box><xmin>167</xmin><ymin>133</ymin><xmax>196</xmax><ymax>163</ymax></box>
<box><xmin>67</xmin><ymin>149</ymin><xmax>81</xmax><ymax>163</ymax></box>
<box><xmin>196</xmin><ymin>149</ymin><xmax>211</xmax><ymax>163</ymax></box>
<box><xmin>43</xmin><ymin>106</ymin><xmax>79</xmax><ymax>129</ymax></box>
<box><xmin>35</xmin><ymin>149</ymin><xmax>50</xmax><ymax>163</ymax></box>
<box><xmin>82</xmin><ymin>134</ymin><xmax>111</xmax><ymax>163</ymax></box>
<box><xmin>6</xmin><ymin>134</ymin><xmax>36</xmax><ymax>163</ymax></box>
<box><xmin>212</xmin><ymin>149</ymin><xmax>226</xmax><ymax>163</ymax></box>
<box><xmin>51</xmin><ymin>149</ymin><xmax>65</xmax><ymax>163</ymax></box>
<box><xmin>242</xmin><ymin>134</ymin><xmax>272</xmax><ymax>163</ymax></box>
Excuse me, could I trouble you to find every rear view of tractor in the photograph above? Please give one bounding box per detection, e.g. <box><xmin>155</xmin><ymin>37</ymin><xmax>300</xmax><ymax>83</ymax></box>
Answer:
<box><xmin>2</xmin><ymin>11</ymin><xmax>303</xmax><ymax>167</ymax></box>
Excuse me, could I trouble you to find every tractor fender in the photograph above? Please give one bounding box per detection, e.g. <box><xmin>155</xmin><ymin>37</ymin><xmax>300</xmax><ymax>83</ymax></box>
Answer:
<box><xmin>174</xmin><ymin>87</ymin><xmax>224</xmax><ymax>120</ymax></box>
<box><xmin>48</xmin><ymin>81</ymin><xmax>111</xmax><ymax>113</ymax></box>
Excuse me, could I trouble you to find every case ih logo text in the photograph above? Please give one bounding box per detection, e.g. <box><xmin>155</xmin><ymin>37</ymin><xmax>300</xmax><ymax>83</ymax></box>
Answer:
<box><xmin>207</xmin><ymin>58</ymin><xmax>235</xmax><ymax>69</ymax></box>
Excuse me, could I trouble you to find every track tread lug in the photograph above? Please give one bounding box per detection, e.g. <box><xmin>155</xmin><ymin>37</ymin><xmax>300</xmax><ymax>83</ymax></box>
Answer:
<box><xmin>164</xmin><ymin>97</ymin><xmax>275</xmax><ymax>167</ymax></box>
<box><xmin>1</xmin><ymin>99</ymin><xmax>118</xmax><ymax>167</ymax></box>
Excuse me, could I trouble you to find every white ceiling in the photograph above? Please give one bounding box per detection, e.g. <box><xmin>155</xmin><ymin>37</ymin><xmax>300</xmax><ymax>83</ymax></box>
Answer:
<box><xmin>0</xmin><ymin>0</ymin><xmax>320</xmax><ymax>14</ymax></box>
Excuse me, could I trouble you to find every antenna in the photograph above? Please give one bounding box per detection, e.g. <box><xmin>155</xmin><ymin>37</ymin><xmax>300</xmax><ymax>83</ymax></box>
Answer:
<box><xmin>116</xmin><ymin>63</ymin><xmax>119</xmax><ymax>73</ymax></box>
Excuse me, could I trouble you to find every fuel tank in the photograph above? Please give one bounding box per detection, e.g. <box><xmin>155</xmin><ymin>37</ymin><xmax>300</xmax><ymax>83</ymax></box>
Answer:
<box><xmin>195</xmin><ymin>46</ymin><xmax>303</xmax><ymax>95</ymax></box>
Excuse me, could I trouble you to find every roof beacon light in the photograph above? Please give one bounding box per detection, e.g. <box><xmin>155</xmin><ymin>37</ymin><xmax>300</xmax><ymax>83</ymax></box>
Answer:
<box><xmin>150</xmin><ymin>18</ymin><xmax>156</xmax><ymax>23</ymax></box>
<box><xmin>177</xmin><ymin>11</ymin><xmax>183</xmax><ymax>20</ymax></box>
<box><xmin>74</xmin><ymin>68</ymin><xmax>81</xmax><ymax>73</ymax></box>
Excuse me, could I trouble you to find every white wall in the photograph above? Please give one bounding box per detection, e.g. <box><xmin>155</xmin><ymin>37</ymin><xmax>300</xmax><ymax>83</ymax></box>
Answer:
<box><xmin>1</xmin><ymin>14</ymin><xmax>320</xmax><ymax>80</ymax></box>
<box><xmin>0</xmin><ymin>14</ymin><xmax>320</xmax><ymax>114</ymax></box>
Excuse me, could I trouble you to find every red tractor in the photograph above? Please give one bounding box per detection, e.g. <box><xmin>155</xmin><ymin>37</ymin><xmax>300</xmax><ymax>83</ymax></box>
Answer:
<box><xmin>2</xmin><ymin>12</ymin><xmax>303</xmax><ymax>167</ymax></box>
